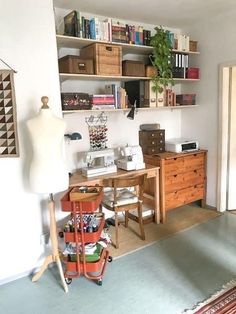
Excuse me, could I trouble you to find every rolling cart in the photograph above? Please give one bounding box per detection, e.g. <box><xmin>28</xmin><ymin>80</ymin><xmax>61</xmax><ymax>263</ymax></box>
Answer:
<box><xmin>60</xmin><ymin>186</ymin><xmax>112</xmax><ymax>286</ymax></box>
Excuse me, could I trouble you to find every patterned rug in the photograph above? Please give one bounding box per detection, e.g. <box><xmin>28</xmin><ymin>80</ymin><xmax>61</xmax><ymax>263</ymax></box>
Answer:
<box><xmin>184</xmin><ymin>280</ymin><xmax>236</xmax><ymax>313</ymax></box>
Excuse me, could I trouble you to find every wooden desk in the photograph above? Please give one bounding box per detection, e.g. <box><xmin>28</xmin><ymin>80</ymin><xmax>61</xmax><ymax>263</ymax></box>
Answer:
<box><xmin>69</xmin><ymin>164</ymin><xmax>160</xmax><ymax>224</ymax></box>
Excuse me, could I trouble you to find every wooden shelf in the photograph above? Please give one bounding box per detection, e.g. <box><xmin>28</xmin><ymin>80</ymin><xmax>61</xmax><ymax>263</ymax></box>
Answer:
<box><xmin>172</xmin><ymin>49</ymin><xmax>200</xmax><ymax>55</ymax></box>
<box><xmin>56</xmin><ymin>34</ymin><xmax>153</xmax><ymax>55</ymax></box>
<box><xmin>62</xmin><ymin>105</ymin><xmax>198</xmax><ymax>114</ymax></box>
<box><xmin>59</xmin><ymin>73</ymin><xmax>152</xmax><ymax>82</ymax></box>
<box><xmin>173</xmin><ymin>78</ymin><xmax>200</xmax><ymax>82</ymax></box>
<box><xmin>59</xmin><ymin>73</ymin><xmax>200</xmax><ymax>83</ymax></box>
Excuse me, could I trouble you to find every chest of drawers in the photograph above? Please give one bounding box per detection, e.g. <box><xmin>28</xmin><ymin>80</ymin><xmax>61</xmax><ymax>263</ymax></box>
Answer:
<box><xmin>139</xmin><ymin>129</ymin><xmax>165</xmax><ymax>155</ymax></box>
<box><xmin>144</xmin><ymin>150</ymin><xmax>207</xmax><ymax>222</ymax></box>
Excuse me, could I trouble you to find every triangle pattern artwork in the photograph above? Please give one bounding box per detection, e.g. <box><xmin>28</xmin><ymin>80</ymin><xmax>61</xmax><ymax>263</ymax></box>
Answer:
<box><xmin>0</xmin><ymin>70</ymin><xmax>19</xmax><ymax>157</ymax></box>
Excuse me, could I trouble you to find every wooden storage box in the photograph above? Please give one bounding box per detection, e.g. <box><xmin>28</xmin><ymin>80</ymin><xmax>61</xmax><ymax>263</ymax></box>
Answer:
<box><xmin>145</xmin><ymin>65</ymin><xmax>157</xmax><ymax>77</ymax></box>
<box><xmin>187</xmin><ymin>67</ymin><xmax>200</xmax><ymax>79</ymax></box>
<box><xmin>61</xmin><ymin>93</ymin><xmax>92</xmax><ymax>110</ymax></box>
<box><xmin>80</xmin><ymin>43</ymin><xmax>122</xmax><ymax>76</ymax></box>
<box><xmin>189</xmin><ymin>40</ymin><xmax>198</xmax><ymax>52</ymax></box>
<box><xmin>58</xmin><ymin>55</ymin><xmax>94</xmax><ymax>74</ymax></box>
<box><xmin>176</xmin><ymin>94</ymin><xmax>196</xmax><ymax>106</ymax></box>
<box><xmin>61</xmin><ymin>186</ymin><xmax>103</xmax><ymax>212</ymax></box>
<box><xmin>122</xmin><ymin>60</ymin><xmax>146</xmax><ymax>77</ymax></box>
<box><xmin>69</xmin><ymin>186</ymin><xmax>102</xmax><ymax>201</ymax></box>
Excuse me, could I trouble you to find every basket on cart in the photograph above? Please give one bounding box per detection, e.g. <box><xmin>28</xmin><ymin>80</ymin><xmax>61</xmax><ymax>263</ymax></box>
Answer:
<box><xmin>60</xmin><ymin>186</ymin><xmax>112</xmax><ymax>286</ymax></box>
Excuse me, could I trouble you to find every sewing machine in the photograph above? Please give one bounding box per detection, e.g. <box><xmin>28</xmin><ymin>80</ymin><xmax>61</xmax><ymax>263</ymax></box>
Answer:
<box><xmin>82</xmin><ymin>149</ymin><xmax>117</xmax><ymax>177</ymax></box>
<box><xmin>117</xmin><ymin>145</ymin><xmax>145</xmax><ymax>171</ymax></box>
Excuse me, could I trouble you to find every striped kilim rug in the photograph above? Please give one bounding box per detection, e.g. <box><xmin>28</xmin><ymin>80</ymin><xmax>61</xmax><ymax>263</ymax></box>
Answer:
<box><xmin>184</xmin><ymin>280</ymin><xmax>236</xmax><ymax>314</ymax></box>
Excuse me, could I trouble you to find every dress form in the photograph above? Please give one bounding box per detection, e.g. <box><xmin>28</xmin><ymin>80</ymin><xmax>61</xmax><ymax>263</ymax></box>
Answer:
<box><xmin>27</xmin><ymin>96</ymin><xmax>68</xmax><ymax>193</ymax></box>
<box><xmin>27</xmin><ymin>96</ymin><xmax>68</xmax><ymax>293</ymax></box>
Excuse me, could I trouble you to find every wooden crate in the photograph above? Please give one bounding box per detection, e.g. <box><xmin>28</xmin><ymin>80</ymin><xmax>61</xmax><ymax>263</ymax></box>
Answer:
<box><xmin>58</xmin><ymin>55</ymin><xmax>94</xmax><ymax>74</ymax></box>
<box><xmin>189</xmin><ymin>40</ymin><xmax>198</xmax><ymax>52</ymax></box>
<box><xmin>80</xmin><ymin>43</ymin><xmax>122</xmax><ymax>76</ymax></box>
<box><xmin>122</xmin><ymin>60</ymin><xmax>145</xmax><ymax>77</ymax></box>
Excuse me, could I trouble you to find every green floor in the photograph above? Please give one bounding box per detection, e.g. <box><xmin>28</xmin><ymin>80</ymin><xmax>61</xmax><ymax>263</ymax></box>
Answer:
<box><xmin>1</xmin><ymin>212</ymin><xmax>236</xmax><ymax>314</ymax></box>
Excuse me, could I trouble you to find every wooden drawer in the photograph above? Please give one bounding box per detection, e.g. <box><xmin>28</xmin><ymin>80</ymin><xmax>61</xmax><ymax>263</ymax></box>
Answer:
<box><xmin>165</xmin><ymin>152</ymin><xmax>205</xmax><ymax>175</ymax></box>
<box><xmin>183</xmin><ymin>153</ymin><xmax>205</xmax><ymax>172</ymax></box>
<box><xmin>165</xmin><ymin>157</ymin><xmax>185</xmax><ymax>176</ymax></box>
<box><xmin>165</xmin><ymin>168</ymin><xmax>205</xmax><ymax>193</ymax></box>
<box><xmin>139</xmin><ymin>129</ymin><xmax>165</xmax><ymax>140</ymax></box>
<box><xmin>143</xmin><ymin>138</ymin><xmax>165</xmax><ymax>146</ymax></box>
<box><xmin>143</xmin><ymin>146</ymin><xmax>165</xmax><ymax>155</ymax></box>
<box><xmin>165</xmin><ymin>184</ymin><xmax>205</xmax><ymax>210</ymax></box>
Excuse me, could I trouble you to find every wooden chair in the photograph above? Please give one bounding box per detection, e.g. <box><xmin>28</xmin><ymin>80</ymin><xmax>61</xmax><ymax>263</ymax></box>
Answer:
<box><xmin>100</xmin><ymin>174</ymin><xmax>147</xmax><ymax>249</ymax></box>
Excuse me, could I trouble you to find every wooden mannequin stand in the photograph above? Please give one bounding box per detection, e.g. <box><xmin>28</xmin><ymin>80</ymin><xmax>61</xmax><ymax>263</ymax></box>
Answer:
<box><xmin>32</xmin><ymin>194</ymin><xmax>68</xmax><ymax>293</ymax></box>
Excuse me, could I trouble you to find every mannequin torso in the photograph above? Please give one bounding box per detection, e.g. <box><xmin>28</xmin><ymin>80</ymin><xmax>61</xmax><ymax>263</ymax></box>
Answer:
<box><xmin>27</xmin><ymin>106</ymin><xmax>69</xmax><ymax>193</ymax></box>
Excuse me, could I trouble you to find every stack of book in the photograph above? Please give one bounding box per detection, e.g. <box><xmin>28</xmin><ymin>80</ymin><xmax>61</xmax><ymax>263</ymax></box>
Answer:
<box><xmin>92</xmin><ymin>94</ymin><xmax>115</xmax><ymax>110</ymax></box>
<box><xmin>105</xmin><ymin>84</ymin><xmax>127</xmax><ymax>109</ymax></box>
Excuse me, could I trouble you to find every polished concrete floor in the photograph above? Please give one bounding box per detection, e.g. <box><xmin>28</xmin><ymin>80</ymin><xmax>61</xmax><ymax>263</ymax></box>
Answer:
<box><xmin>1</xmin><ymin>211</ymin><xmax>236</xmax><ymax>314</ymax></box>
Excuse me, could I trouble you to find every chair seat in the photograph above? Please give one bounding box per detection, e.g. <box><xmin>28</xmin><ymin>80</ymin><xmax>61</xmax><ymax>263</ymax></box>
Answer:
<box><xmin>102</xmin><ymin>188</ymin><xmax>138</xmax><ymax>208</ymax></box>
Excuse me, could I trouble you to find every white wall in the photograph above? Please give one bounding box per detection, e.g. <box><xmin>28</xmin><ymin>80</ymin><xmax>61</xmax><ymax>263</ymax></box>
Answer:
<box><xmin>0</xmin><ymin>0</ymin><xmax>63</xmax><ymax>283</ymax></box>
<box><xmin>181</xmin><ymin>9</ymin><xmax>236</xmax><ymax>207</ymax></box>
<box><xmin>0</xmin><ymin>1</ymin><xmax>186</xmax><ymax>283</ymax></box>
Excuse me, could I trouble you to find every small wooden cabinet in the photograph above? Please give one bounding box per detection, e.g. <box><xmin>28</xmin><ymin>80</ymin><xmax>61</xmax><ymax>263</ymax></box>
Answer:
<box><xmin>144</xmin><ymin>150</ymin><xmax>207</xmax><ymax>222</ymax></box>
<box><xmin>139</xmin><ymin>129</ymin><xmax>165</xmax><ymax>155</ymax></box>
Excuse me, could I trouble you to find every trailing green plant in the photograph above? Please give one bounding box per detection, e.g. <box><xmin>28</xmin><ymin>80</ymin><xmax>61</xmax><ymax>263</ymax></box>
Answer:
<box><xmin>150</xmin><ymin>26</ymin><xmax>174</xmax><ymax>93</ymax></box>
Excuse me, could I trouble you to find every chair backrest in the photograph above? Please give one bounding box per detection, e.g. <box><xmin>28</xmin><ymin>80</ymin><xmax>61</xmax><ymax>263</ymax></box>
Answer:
<box><xmin>104</xmin><ymin>173</ymin><xmax>147</xmax><ymax>203</ymax></box>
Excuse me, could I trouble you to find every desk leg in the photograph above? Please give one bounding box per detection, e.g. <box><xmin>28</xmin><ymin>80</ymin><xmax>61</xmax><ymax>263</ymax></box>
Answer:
<box><xmin>154</xmin><ymin>170</ymin><xmax>160</xmax><ymax>224</ymax></box>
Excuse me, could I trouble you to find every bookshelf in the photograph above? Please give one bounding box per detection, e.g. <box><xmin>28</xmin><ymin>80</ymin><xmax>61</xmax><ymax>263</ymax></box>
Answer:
<box><xmin>56</xmin><ymin>31</ymin><xmax>200</xmax><ymax>111</ymax></box>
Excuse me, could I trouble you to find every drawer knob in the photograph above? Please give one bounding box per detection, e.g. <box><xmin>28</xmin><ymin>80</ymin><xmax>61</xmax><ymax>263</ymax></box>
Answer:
<box><xmin>151</xmin><ymin>134</ymin><xmax>154</xmax><ymax>137</ymax></box>
<box><xmin>152</xmin><ymin>141</ymin><xmax>155</xmax><ymax>144</ymax></box>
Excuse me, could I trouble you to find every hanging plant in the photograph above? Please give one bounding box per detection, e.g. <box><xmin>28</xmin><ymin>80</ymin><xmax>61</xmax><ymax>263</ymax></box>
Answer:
<box><xmin>150</xmin><ymin>26</ymin><xmax>174</xmax><ymax>93</ymax></box>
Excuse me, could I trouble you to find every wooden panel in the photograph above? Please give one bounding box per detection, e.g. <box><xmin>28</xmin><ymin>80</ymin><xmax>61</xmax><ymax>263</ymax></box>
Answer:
<box><xmin>165</xmin><ymin>168</ymin><xmax>205</xmax><ymax>193</ymax></box>
<box><xmin>165</xmin><ymin>184</ymin><xmax>205</xmax><ymax>210</ymax></box>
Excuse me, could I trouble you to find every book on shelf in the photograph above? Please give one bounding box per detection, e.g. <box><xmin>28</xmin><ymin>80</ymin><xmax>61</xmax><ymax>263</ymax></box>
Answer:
<box><xmin>64</xmin><ymin>10</ymin><xmax>78</xmax><ymax>37</ymax></box>
<box><xmin>144</xmin><ymin>81</ymin><xmax>157</xmax><ymax>107</ymax></box>
<box><xmin>92</xmin><ymin>94</ymin><xmax>115</xmax><ymax>105</ymax></box>
<box><xmin>165</xmin><ymin>89</ymin><xmax>176</xmax><ymax>106</ymax></box>
<box><xmin>105</xmin><ymin>84</ymin><xmax>118</xmax><ymax>108</ymax></box>
<box><xmin>62</xmin><ymin>11</ymin><xmax>152</xmax><ymax>46</ymax></box>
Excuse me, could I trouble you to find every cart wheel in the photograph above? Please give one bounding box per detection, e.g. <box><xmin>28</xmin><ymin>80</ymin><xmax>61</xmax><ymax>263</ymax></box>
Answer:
<box><xmin>65</xmin><ymin>278</ymin><xmax>72</xmax><ymax>285</ymax></box>
<box><xmin>58</xmin><ymin>231</ymin><xmax>64</xmax><ymax>238</ymax></box>
<box><xmin>97</xmin><ymin>279</ymin><xmax>102</xmax><ymax>286</ymax></box>
<box><xmin>108</xmin><ymin>256</ymin><xmax>113</xmax><ymax>262</ymax></box>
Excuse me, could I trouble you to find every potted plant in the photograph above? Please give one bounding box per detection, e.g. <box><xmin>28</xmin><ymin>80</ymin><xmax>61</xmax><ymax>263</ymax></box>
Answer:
<box><xmin>150</xmin><ymin>26</ymin><xmax>174</xmax><ymax>93</ymax></box>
